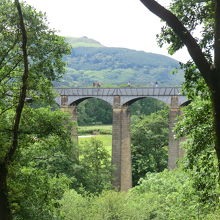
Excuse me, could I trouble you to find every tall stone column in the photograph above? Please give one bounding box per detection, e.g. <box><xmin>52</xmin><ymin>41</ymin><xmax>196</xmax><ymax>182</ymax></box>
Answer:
<box><xmin>60</xmin><ymin>95</ymin><xmax>78</xmax><ymax>143</ymax></box>
<box><xmin>112</xmin><ymin>102</ymin><xmax>122</xmax><ymax>190</ymax></box>
<box><xmin>120</xmin><ymin>105</ymin><xmax>132</xmax><ymax>191</ymax></box>
<box><xmin>168</xmin><ymin>96</ymin><xmax>180</xmax><ymax>169</ymax></box>
<box><xmin>112</xmin><ymin>96</ymin><xmax>132</xmax><ymax>191</ymax></box>
<box><xmin>178</xmin><ymin>111</ymin><xmax>186</xmax><ymax>158</ymax></box>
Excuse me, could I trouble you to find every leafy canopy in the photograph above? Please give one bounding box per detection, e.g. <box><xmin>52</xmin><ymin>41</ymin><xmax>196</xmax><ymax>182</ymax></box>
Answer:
<box><xmin>0</xmin><ymin>0</ymin><xmax>71</xmax><ymax>117</ymax></box>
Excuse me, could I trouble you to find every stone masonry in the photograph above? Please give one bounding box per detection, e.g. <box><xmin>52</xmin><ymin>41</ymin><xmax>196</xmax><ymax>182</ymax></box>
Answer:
<box><xmin>57</xmin><ymin>88</ymin><xmax>187</xmax><ymax>191</ymax></box>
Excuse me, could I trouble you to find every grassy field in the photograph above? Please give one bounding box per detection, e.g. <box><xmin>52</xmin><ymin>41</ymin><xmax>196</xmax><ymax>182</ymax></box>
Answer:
<box><xmin>78</xmin><ymin>125</ymin><xmax>112</xmax><ymax>135</ymax></box>
<box><xmin>79</xmin><ymin>125</ymin><xmax>112</xmax><ymax>131</ymax></box>
<box><xmin>78</xmin><ymin>125</ymin><xmax>112</xmax><ymax>154</ymax></box>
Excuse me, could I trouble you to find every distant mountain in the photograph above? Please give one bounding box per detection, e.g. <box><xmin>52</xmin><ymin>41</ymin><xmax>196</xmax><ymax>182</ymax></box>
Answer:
<box><xmin>55</xmin><ymin>37</ymin><xmax>184</xmax><ymax>87</ymax></box>
<box><xmin>65</xmin><ymin>36</ymin><xmax>103</xmax><ymax>48</ymax></box>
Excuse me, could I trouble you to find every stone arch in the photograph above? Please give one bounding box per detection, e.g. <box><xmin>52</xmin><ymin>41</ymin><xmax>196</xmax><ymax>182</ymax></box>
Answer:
<box><xmin>56</xmin><ymin>88</ymin><xmax>188</xmax><ymax>191</ymax></box>
<box><xmin>66</xmin><ymin>96</ymin><xmax>114</xmax><ymax>106</ymax></box>
<box><xmin>74</xmin><ymin>97</ymin><xmax>113</xmax><ymax>125</ymax></box>
<box><xmin>69</xmin><ymin>97</ymin><xmax>91</xmax><ymax>106</ymax></box>
<box><xmin>180</xmin><ymin>100</ymin><xmax>191</xmax><ymax>107</ymax></box>
<box><xmin>121</xmin><ymin>96</ymin><xmax>171</xmax><ymax>107</ymax></box>
<box><xmin>121</xmin><ymin>96</ymin><xmax>174</xmax><ymax>106</ymax></box>
<box><xmin>121</xmin><ymin>96</ymin><xmax>188</xmax><ymax>107</ymax></box>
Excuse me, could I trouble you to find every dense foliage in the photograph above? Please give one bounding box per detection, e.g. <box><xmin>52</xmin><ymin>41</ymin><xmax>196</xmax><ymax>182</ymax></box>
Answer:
<box><xmin>131</xmin><ymin>109</ymin><xmax>169</xmax><ymax>185</ymax></box>
<box><xmin>130</xmin><ymin>98</ymin><xmax>166</xmax><ymax>118</ymax></box>
<box><xmin>77</xmin><ymin>99</ymin><xmax>112</xmax><ymax>125</ymax></box>
<box><xmin>152</xmin><ymin>0</ymin><xmax>220</xmax><ymax>207</ymax></box>
<box><xmin>0</xmin><ymin>1</ymin><xmax>70</xmax><ymax>111</ymax></box>
<box><xmin>6</xmin><ymin>108</ymin><xmax>77</xmax><ymax>220</ymax></box>
<box><xmin>157</xmin><ymin>0</ymin><xmax>214</xmax><ymax>59</ymax></box>
<box><xmin>140</xmin><ymin>0</ymin><xmax>220</xmax><ymax>210</ymax></box>
<box><xmin>2</xmin><ymin>1</ymin><xmax>220</xmax><ymax>219</ymax></box>
<box><xmin>77</xmin><ymin>138</ymin><xmax>112</xmax><ymax>194</ymax></box>
<box><xmin>176</xmin><ymin>97</ymin><xmax>219</xmax><ymax>205</ymax></box>
<box><xmin>0</xmin><ymin>1</ymin><xmax>70</xmax><ymax>219</ymax></box>
<box><xmin>59</xmin><ymin>170</ymin><xmax>220</xmax><ymax>220</ymax></box>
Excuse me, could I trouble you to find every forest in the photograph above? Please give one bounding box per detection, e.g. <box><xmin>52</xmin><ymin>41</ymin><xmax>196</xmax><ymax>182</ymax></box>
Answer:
<box><xmin>0</xmin><ymin>0</ymin><xmax>220</xmax><ymax>220</ymax></box>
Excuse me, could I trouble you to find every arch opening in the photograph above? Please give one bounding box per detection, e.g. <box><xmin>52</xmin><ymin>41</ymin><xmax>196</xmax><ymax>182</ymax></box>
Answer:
<box><xmin>124</xmin><ymin>97</ymin><xmax>168</xmax><ymax>115</ymax></box>
<box><xmin>76</xmin><ymin>97</ymin><xmax>112</xmax><ymax>126</ymax></box>
<box><xmin>77</xmin><ymin>98</ymin><xmax>113</xmax><ymax>192</ymax></box>
<box><xmin>127</xmin><ymin>97</ymin><xmax>169</xmax><ymax>186</ymax></box>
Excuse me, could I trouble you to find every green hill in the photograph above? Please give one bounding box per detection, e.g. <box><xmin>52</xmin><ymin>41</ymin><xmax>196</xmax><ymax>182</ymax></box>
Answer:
<box><xmin>65</xmin><ymin>36</ymin><xmax>103</xmax><ymax>48</ymax></box>
<box><xmin>55</xmin><ymin>37</ymin><xmax>184</xmax><ymax>87</ymax></box>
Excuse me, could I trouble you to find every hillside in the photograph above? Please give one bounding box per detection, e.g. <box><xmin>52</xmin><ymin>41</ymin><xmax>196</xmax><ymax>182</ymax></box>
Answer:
<box><xmin>65</xmin><ymin>36</ymin><xmax>103</xmax><ymax>48</ymax></box>
<box><xmin>55</xmin><ymin>37</ymin><xmax>184</xmax><ymax>87</ymax></box>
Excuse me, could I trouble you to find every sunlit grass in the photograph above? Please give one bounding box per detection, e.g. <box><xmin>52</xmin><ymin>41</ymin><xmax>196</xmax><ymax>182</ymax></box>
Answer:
<box><xmin>79</xmin><ymin>135</ymin><xmax>112</xmax><ymax>154</ymax></box>
<box><xmin>79</xmin><ymin>125</ymin><xmax>112</xmax><ymax>131</ymax></box>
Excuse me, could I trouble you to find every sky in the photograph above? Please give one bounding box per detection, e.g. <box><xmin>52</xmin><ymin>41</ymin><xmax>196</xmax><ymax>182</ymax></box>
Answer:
<box><xmin>24</xmin><ymin>0</ymin><xmax>191</xmax><ymax>63</ymax></box>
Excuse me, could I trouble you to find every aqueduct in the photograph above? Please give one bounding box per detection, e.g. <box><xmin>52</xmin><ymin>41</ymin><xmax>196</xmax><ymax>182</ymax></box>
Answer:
<box><xmin>55</xmin><ymin>87</ymin><xmax>187</xmax><ymax>191</ymax></box>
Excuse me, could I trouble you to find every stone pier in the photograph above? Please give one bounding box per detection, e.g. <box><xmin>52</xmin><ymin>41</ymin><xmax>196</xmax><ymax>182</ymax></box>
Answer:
<box><xmin>168</xmin><ymin>96</ymin><xmax>182</xmax><ymax>169</ymax></box>
<box><xmin>56</xmin><ymin>88</ymin><xmax>188</xmax><ymax>191</ymax></box>
<box><xmin>112</xmin><ymin>96</ymin><xmax>132</xmax><ymax>191</ymax></box>
<box><xmin>60</xmin><ymin>95</ymin><xmax>78</xmax><ymax>143</ymax></box>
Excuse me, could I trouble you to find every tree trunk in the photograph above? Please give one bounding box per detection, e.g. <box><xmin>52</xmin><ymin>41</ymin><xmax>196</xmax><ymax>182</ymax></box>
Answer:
<box><xmin>0</xmin><ymin>163</ymin><xmax>12</xmax><ymax>220</ymax></box>
<box><xmin>139</xmin><ymin>0</ymin><xmax>220</xmax><ymax>177</ymax></box>
<box><xmin>0</xmin><ymin>1</ymin><xmax>29</xmax><ymax>219</ymax></box>
<box><xmin>214</xmin><ymin>0</ymin><xmax>220</xmax><ymax>173</ymax></box>
<box><xmin>210</xmin><ymin>74</ymin><xmax>220</xmax><ymax>173</ymax></box>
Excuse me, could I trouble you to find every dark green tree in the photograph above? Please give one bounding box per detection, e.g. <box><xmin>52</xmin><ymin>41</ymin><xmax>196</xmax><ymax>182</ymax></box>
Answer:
<box><xmin>130</xmin><ymin>98</ymin><xmax>166</xmax><ymax>116</ymax></box>
<box><xmin>0</xmin><ymin>1</ymin><xmax>70</xmax><ymax>219</ymax></box>
<box><xmin>131</xmin><ymin>109</ymin><xmax>169</xmax><ymax>186</ymax></box>
<box><xmin>7</xmin><ymin>108</ymin><xmax>78</xmax><ymax>220</ymax></box>
<box><xmin>176</xmin><ymin>98</ymin><xmax>219</xmax><ymax>205</ymax></box>
<box><xmin>139</xmin><ymin>0</ymin><xmax>220</xmax><ymax>175</ymax></box>
<box><xmin>78</xmin><ymin>138</ymin><xmax>112</xmax><ymax>194</ymax></box>
<box><xmin>77</xmin><ymin>99</ymin><xmax>112</xmax><ymax>125</ymax></box>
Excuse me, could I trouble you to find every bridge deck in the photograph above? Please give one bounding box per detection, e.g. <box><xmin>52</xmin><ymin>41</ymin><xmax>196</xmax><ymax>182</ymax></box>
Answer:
<box><xmin>55</xmin><ymin>87</ymin><xmax>183</xmax><ymax>96</ymax></box>
<box><xmin>54</xmin><ymin>87</ymin><xmax>186</xmax><ymax>106</ymax></box>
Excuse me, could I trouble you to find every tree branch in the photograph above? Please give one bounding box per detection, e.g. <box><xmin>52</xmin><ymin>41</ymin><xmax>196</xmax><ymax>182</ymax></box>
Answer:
<box><xmin>140</xmin><ymin>0</ymin><xmax>213</xmax><ymax>86</ymax></box>
<box><xmin>6</xmin><ymin>0</ymin><xmax>29</xmax><ymax>163</ymax></box>
<box><xmin>0</xmin><ymin>34</ymin><xmax>19</xmax><ymax>69</ymax></box>
<box><xmin>0</xmin><ymin>58</ymin><xmax>23</xmax><ymax>83</ymax></box>
<box><xmin>0</xmin><ymin>104</ymin><xmax>18</xmax><ymax>116</ymax></box>
<box><xmin>215</xmin><ymin>0</ymin><xmax>220</xmax><ymax>70</ymax></box>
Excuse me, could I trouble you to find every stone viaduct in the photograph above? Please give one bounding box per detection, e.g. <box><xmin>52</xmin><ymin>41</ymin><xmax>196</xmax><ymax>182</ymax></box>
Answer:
<box><xmin>54</xmin><ymin>87</ymin><xmax>187</xmax><ymax>191</ymax></box>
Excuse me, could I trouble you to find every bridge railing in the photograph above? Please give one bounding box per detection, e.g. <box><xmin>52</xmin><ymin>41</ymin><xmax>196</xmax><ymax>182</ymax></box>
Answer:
<box><xmin>54</xmin><ymin>87</ymin><xmax>183</xmax><ymax>96</ymax></box>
